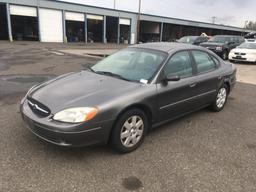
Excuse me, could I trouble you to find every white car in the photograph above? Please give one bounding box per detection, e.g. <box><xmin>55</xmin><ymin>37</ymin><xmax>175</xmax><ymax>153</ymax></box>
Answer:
<box><xmin>229</xmin><ymin>42</ymin><xmax>256</xmax><ymax>63</ymax></box>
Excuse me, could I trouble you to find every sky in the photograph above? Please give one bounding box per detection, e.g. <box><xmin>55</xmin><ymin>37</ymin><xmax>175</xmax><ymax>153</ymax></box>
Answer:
<box><xmin>59</xmin><ymin>0</ymin><xmax>256</xmax><ymax>27</ymax></box>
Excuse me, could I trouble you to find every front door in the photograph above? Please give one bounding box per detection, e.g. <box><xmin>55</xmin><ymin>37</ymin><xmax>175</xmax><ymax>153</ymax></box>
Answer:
<box><xmin>156</xmin><ymin>51</ymin><xmax>197</xmax><ymax>122</ymax></box>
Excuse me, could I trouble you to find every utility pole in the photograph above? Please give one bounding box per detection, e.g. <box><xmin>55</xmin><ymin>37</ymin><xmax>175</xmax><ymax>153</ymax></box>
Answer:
<box><xmin>136</xmin><ymin>0</ymin><xmax>142</xmax><ymax>44</ymax></box>
<box><xmin>211</xmin><ymin>16</ymin><xmax>217</xmax><ymax>24</ymax></box>
<box><xmin>244</xmin><ymin>20</ymin><xmax>248</xmax><ymax>36</ymax></box>
<box><xmin>113</xmin><ymin>0</ymin><xmax>116</xmax><ymax>9</ymax></box>
<box><xmin>244</xmin><ymin>20</ymin><xmax>248</xmax><ymax>29</ymax></box>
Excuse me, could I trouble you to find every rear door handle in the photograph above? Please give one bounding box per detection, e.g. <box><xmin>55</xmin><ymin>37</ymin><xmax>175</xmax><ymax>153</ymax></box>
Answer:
<box><xmin>189</xmin><ymin>82</ymin><xmax>197</xmax><ymax>88</ymax></box>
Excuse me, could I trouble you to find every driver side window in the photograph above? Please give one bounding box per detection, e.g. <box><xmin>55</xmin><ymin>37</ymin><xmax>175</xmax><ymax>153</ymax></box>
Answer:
<box><xmin>163</xmin><ymin>51</ymin><xmax>193</xmax><ymax>78</ymax></box>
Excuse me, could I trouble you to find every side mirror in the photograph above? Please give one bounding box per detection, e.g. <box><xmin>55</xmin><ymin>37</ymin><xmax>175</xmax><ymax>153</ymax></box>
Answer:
<box><xmin>165</xmin><ymin>74</ymin><xmax>181</xmax><ymax>81</ymax></box>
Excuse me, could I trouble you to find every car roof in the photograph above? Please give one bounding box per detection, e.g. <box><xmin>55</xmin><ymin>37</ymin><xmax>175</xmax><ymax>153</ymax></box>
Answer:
<box><xmin>130</xmin><ymin>42</ymin><xmax>200</xmax><ymax>53</ymax></box>
<box><xmin>213</xmin><ymin>35</ymin><xmax>243</xmax><ymax>37</ymax></box>
<box><xmin>181</xmin><ymin>36</ymin><xmax>199</xmax><ymax>38</ymax></box>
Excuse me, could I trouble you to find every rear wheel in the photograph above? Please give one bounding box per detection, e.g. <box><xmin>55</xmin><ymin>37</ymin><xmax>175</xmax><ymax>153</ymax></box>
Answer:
<box><xmin>110</xmin><ymin>109</ymin><xmax>148</xmax><ymax>153</ymax></box>
<box><xmin>210</xmin><ymin>84</ymin><xmax>228</xmax><ymax>112</ymax></box>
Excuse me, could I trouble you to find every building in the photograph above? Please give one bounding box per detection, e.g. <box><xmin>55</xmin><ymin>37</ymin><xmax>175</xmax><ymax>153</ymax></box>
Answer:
<box><xmin>0</xmin><ymin>0</ymin><xmax>252</xmax><ymax>44</ymax></box>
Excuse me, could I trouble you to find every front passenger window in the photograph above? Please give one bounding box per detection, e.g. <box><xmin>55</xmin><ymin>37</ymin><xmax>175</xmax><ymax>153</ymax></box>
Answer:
<box><xmin>163</xmin><ymin>51</ymin><xmax>193</xmax><ymax>78</ymax></box>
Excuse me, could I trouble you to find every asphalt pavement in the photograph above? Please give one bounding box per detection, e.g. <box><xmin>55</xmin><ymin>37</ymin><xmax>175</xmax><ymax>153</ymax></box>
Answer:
<box><xmin>0</xmin><ymin>42</ymin><xmax>256</xmax><ymax>192</ymax></box>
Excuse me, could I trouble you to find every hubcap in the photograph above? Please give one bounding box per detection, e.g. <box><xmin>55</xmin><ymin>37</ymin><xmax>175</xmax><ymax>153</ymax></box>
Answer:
<box><xmin>120</xmin><ymin>115</ymin><xmax>144</xmax><ymax>148</ymax></box>
<box><xmin>216</xmin><ymin>88</ymin><xmax>227</xmax><ymax>108</ymax></box>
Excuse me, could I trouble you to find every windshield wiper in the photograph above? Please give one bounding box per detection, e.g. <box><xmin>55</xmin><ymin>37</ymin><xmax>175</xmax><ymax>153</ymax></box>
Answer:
<box><xmin>85</xmin><ymin>67</ymin><xmax>95</xmax><ymax>72</ymax></box>
<box><xmin>94</xmin><ymin>71</ymin><xmax>136</xmax><ymax>82</ymax></box>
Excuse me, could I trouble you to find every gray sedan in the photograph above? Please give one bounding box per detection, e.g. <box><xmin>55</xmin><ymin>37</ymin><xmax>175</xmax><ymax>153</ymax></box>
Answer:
<box><xmin>20</xmin><ymin>43</ymin><xmax>236</xmax><ymax>153</ymax></box>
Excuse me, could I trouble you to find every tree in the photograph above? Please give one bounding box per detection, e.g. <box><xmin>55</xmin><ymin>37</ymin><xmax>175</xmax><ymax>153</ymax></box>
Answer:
<box><xmin>245</xmin><ymin>21</ymin><xmax>256</xmax><ymax>30</ymax></box>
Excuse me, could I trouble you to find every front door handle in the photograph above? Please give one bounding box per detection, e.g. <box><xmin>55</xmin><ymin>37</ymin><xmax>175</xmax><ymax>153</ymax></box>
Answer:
<box><xmin>189</xmin><ymin>82</ymin><xmax>197</xmax><ymax>88</ymax></box>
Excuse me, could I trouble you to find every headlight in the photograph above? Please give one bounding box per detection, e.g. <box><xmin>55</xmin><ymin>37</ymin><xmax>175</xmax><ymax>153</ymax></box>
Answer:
<box><xmin>229</xmin><ymin>50</ymin><xmax>234</xmax><ymax>55</ymax></box>
<box><xmin>216</xmin><ymin>46</ymin><xmax>223</xmax><ymax>51</ymax></box>
<box><xmin>53</xmin><ymin>107</ymin><xmax>98</xmax><ymax>123</ymax></box>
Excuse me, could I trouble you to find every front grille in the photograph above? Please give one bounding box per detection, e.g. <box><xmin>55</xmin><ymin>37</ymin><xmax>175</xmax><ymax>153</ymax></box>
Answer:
<box><xmin>27</xmin><ymin>97</ymin><xmax>51</xmax><ymax>117</ymax></box>
<box><xmin>234</xmin><ymin>52</ymin><xmax>246</xmax><ymax>55</ymax></box>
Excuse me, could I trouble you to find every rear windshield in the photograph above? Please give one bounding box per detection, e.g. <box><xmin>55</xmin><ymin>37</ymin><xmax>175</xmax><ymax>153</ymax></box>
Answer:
<box><xmin>178</xmin><ymin>36</ymin><xmax>198</xmax><ymax>44</ymax></box>
<box><xmin>209</xmin><ymin>36</ymin><xmax>231</xmax><ymax>43</ymax></box>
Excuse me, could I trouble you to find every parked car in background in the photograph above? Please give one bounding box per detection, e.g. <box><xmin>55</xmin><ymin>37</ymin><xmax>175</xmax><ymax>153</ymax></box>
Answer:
<box><xmin>245</xmin><ymin>32</ymin><xmax>256</xmax><ymax>39</ymax></box>
<box><xmin>20</xmin><ymin>43</ymin><xmax>236</xmax><ymax>153</ymax></box>
<box><xmin>177</xmin><ymin>36</ymin><xmax>209</xmax><ymax>45</ymax></box>
<box><xmin>245</xmin><ymin>39</ymin><xmax>256</xmax><ymax>43</ymax></box>
<box><xmin>229</xmin><ymin>42</ymin><xmax>256</xmax><ymax>63</ymax></box>
<box><xmin>200</xmin><ymin>35</ymin><xmax>245</xmax><ymax>60</ymax></box>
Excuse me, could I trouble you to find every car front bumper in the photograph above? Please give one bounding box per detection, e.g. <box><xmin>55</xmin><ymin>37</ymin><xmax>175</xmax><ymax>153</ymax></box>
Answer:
<box><xmin>229</xmin><ymin>53</ymin><xmax>256</xmax><ymax>63</ymax></box>
<box><xmin>20</xmin><ymin>99</ymin><xmax>114</xmax><ymax>147</ymax></box>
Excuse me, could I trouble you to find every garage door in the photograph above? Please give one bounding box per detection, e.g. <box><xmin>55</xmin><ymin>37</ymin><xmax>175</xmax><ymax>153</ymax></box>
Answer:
<box><xmin>119</xmin><ymin>18</ymin><xmax>131</xmax><ymax>25</ymax></box>
<box><xmin>87</xmin><ymin>14</ymin><xmax>103</xmax><ymax>20</ymax></box>
<box><xmin>10</xmin><ymin>5</ymin><xmax>37</xmax><ymax>17</ymax></box>
<box><xmin>65</xmin><ymin>12</ymin><xmax>84</xmax><ymax>22</ymax></box>
<box><xmin>39</xmin><ymin>9</ymin><xmax>63</xmax><ymax>42</ymax></box>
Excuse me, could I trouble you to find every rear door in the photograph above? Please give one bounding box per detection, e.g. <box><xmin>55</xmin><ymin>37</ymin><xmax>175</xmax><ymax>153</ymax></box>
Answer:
<box><xmin>190</xmin><ymin>50</ymin><xmax>221</xmax><ymax>106</ymax></box>
<box><xmin>156</xmin><ymin>51</ymin><xmax>198</xmax><ymax>122</ymax></box>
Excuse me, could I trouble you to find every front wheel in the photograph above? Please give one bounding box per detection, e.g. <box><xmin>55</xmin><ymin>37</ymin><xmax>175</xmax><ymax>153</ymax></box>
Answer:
<box><xmin>210</xmin><ymin>85</ymin><xmax>228</xmax><ymax>112</ymax></box>
<box><xmin>110</xmin><ymin>109</ymin><xmax>148</xmax><ymax>153</ymax></box>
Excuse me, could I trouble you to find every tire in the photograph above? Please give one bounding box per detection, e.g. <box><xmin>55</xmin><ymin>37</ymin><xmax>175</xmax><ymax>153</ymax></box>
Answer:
<box><xmin>210</xmin><ymin>84</ymin><xmax>228</xmax><ymax>112</ymax></box>
<box><xmin>110</xmin><ymin>108</ymin><xmax>148</xmax><ymax>153</ymax></box>
<box><xmin>222</xmin><ymin>50</ymin><xmax>228</xmax><ymax>60</ymax></box>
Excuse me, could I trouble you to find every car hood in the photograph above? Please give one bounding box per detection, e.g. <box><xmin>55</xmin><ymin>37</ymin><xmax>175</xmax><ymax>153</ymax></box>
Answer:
<box><xmin>200</xmin><ymin>42</ymin><xmax>226</xmax><ymax>47</ymax></box>
<box><xmin>29</xmin><ymin>71</ymin><xmax>141</xmax><ymax>113</ymax></box>
<box><xmin>231</xmin><ymin>48</ymin><xmax>256</xmax><ymax>54</ymax></box>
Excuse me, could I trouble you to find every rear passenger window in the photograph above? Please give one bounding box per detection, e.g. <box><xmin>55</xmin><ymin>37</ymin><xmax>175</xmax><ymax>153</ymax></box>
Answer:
<box><xmin>211</xmin><ymin>56</ymin><xmax>219</xmax><ymax>66</ymax></box>
<box><xmin>192</xmin><ymin>51</ymin><xmax>216</xmax><ymax>74</ymax></box>
<box><xmin>163</xmin><ymin>51</ymin><xmax>193</xmax><ymax>78</ymax></box>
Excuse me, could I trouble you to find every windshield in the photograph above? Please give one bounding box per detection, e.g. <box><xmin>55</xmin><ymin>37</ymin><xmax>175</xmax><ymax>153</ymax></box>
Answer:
<box><xmin>209</xmin><ymin>36</ymin><xmax>231</xmax><ymax>43</ymax></box>
<box><xmin>178</xmin><ymin>36</ymin><xmax>197</xmax><ymax>44</ymax></box>
<box><xmin>237</xmin><ymin>42</ymin><xmax>256</xmax><ymax>49</ymax></box>
<box><xmin>91</xmin><ymin>48</ymin><xmax>167</xmax><ymax>83</ymax></box>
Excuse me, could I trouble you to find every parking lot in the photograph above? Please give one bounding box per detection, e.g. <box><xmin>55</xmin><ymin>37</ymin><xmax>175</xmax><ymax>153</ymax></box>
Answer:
<box><xmin>0</xmin><ymin>42</ymin><xmax>256</xmax><ymax>192</ymax></box>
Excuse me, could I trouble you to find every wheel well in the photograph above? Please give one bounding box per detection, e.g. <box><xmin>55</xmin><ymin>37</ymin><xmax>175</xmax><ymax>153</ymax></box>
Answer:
<box><xmin>224</xmin><ymin>81</ymin><xmax>230</xmax><ymax>94</ymax></box>
<box><xmin>117</xmin><ymin>104</ymin><xmax>152</xmax><ymax>126</ymax></box>
<box><xmin>108</xmin><ymin>104</ymin><xmax>153</xmax><ymax>143</ymax></box>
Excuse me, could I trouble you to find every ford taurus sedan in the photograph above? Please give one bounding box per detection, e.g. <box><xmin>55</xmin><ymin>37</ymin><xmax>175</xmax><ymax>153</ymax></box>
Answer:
<box><xmin>20</xmin><ymin>43</ymin><xmax>236</xmax><ymax>153</ymax></box>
